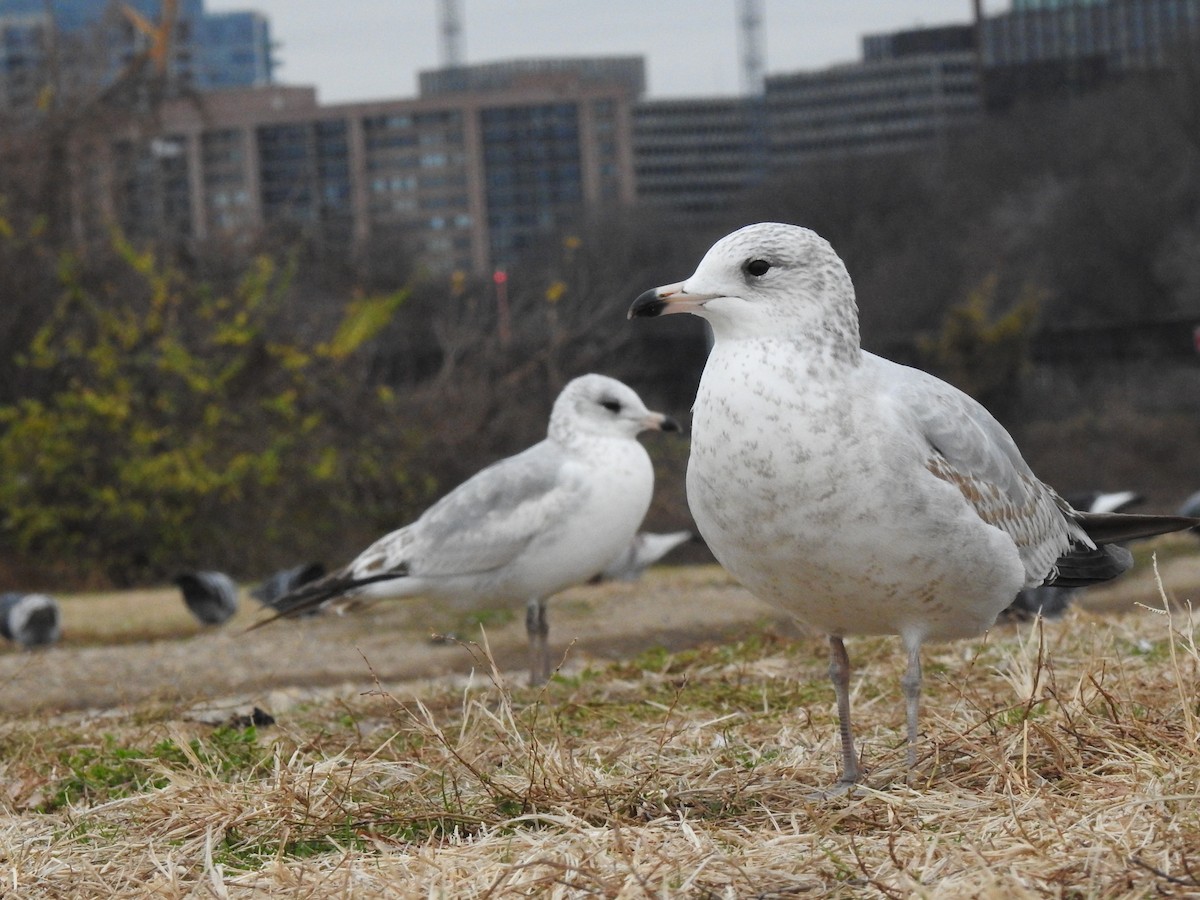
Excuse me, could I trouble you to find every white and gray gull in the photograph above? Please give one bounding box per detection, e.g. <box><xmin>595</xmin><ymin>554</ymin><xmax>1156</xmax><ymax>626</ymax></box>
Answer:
<box><xmin>258</xmin><ymin>374</ymin><xmax>679</xmax><ymax>684</ymax></box>
<box><xmin>629</xmin><ymin>222</ymin><xmax>1200</xmax><ymax>788</ymax></box>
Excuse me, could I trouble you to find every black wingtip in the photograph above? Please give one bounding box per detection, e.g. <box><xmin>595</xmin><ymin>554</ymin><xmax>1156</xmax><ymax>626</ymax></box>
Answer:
<box><xmin>244</xmin><ymin>565</ymin><xmax>411</xmax><ymax>632</ymax></box>
<box><xmin>1047</xmin><ymin>543</ymin><xmax>1133</xmax><ymax>588</ymax></box>
<box><xmin>1077</xmin><ymin>511</ymin><xmax>1200</xmax><ymax>545</ymax></box>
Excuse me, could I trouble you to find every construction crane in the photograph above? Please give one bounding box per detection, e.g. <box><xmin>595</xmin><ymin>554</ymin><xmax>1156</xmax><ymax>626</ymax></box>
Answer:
<box><xmin>121</xmin><ymin>0</ymin><xmax>179</xmax><ymax>76</ymax></box>
<box><xmin>439</xmin><ymin>0</ymin><xmax>464</xmax><ymax>68</ymax></box>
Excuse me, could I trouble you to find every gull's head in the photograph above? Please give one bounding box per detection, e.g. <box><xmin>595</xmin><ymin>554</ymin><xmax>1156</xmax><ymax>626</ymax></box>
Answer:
<box><xmin>628</xmin><ymin>222</ymin><xmax>860</xmax><ymax>346</ymax></box>
<box><xmin>550</xmin><ymin>374</ymin><xmax>681</xmax><ymax>443</ymax></box>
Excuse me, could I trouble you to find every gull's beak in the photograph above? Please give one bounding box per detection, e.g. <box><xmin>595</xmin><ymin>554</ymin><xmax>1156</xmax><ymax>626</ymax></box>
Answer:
<box><xmin>628</xmin><ymin>281</ymin><xmax>716</xmax><ymax>319</ymax></box>
<box><xmin>643</xmin><ymin>411</ymin><xmax>682</xmax><ymax>433</ymax></box>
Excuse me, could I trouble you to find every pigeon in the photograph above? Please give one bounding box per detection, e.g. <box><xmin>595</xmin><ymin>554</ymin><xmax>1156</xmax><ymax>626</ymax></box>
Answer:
<box><xmin>250</xmin><ymin>562</ymin><xmax>327</xmax><ymax>611</ymax></box>
<box><xmin>1003</xmin><ymin>490</ymin><xmax>1145</xmax><ymax>621</ymax></box>
<box><xmin>629</xmin><ymin>221</ymin><xmax>1200</xmax><ymax>788</ymax></box>
<box><xmin>174</xmin><ymin>571</ymin><xmax>239</xmax><ymax>625</ymax></box>
<box><xmin>258</xmin><ymin>374</ymin><xmax>680</xmax><ymax>684</ymax></box>
<box><xmin>0</xmin><ymin>592</ymin><xmax>62</xmax><ymax>648</ymax></box>
<box><xmin>594</xmin><ymin>530</ymin><xmax>694</xmax><ymax>582</ymax></box>
<box><xmin>1065</xmin><ymin>490</ymin><xmax>1143</xmax><ymax>516</ymax></box>
<box><xmin>1180</xmin><ymin>490</ymin><xmax>1200</xmax><ymax>532</ymax></box>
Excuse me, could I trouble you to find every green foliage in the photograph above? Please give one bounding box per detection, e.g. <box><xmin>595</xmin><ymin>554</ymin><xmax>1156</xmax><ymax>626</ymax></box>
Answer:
<box><xmin>47</xmin><ymin>726</ymin><xmax>270</xmax><ymax>811</ymax></box>
<box><xmin>917</xmin><ymin>273</ymin><xmax>1042</xmax><ymax>414</ymax></box>
<box><xmin>0</xmin><ymin>230</ymin><xmax>422</xmax><ymax>584</ymax></box>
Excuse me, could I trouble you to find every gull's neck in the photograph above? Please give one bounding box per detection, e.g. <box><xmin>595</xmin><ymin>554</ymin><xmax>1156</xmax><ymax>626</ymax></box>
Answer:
<box><xmin>710</xmin><ymin>314</ymin><xmax>862</xmax><ymax>370</ymax></box>
<box><xmin>549</xmin><ymin>422</ymin><xmax>623</xmax><ymax>453</ymax></box>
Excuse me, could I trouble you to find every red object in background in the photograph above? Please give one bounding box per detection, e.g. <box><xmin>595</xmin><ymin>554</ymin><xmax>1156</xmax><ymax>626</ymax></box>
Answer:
<box><xmin>494</xmin><ymin>270</ymin><xmax>511</xmax><ymax>345</ymax></box>
<box><xmin>1194</xmin><ymin>324</ymin><xmax>1200</xmax><ymax>354</ymax></box>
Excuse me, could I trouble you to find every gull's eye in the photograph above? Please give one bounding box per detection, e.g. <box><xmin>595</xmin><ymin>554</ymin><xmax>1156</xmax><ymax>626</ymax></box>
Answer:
<box><xmin>744</xmin><ymin>259</ymin><xmax>771</xmax><ymax>277</ymax></box>
<box><xmin>600</xmin><ymin>399</ymin><xmax>622</xmax><ymax>414</ymax></box>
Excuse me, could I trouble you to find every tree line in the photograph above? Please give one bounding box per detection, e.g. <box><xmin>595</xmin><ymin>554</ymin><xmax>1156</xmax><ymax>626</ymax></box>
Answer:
<box><xmin>2</xmin><ymin>55</ymin><xmax>1199</xmax><ymax>587</ymax></box>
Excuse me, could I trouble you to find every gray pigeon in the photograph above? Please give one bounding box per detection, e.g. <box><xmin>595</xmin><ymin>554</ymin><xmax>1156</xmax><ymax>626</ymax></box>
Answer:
<box><xmin>174</xmin><ymin>571</ymin><xmax>239</xmax><ymax>625</ymax></box>
<box><xmin>596</xmin><ymin>531</ymin><xmax>694</xmax><ymax>582</ymax></box>
<box><xmin>0</xmin><ymin>592</ymin><xmax>62</xmax><ymax>648</ymax></box>
<box><xmin>1180</xmin><ymin>490</ymin><xmax>1200</xmax><ymax>531</ymax></box>
<box><xmin>250</xmin><ymin>562</ymin><xmax>327</xmax><ymax>611</ymax></box>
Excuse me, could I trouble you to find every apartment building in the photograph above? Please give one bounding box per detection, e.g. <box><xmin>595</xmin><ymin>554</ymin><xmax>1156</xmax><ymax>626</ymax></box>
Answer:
<box><xmin>766</xmin><ymin>26</ymin><xmax>981</xmax><ymax>168</ymax></box>
<box><xmin>981</xmin><ymin>0</ymin><xmax>1200</xmax><ymax>106</ymax></box>
<box><xmin>88</xmin><ymin>58</ymin><xmax>642</xmax><ymax>274</ymax></box>
<box><xmin>633</xmin><ymin>96</ymin><xmax>766</xmax><ymax>219</ymax></box>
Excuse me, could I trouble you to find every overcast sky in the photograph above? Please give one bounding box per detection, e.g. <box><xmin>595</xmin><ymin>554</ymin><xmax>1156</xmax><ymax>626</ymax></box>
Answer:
<box><xmin>203</xmin><ymin>1</ymin><xmax>979</xmax><ymax>104</ymax></box>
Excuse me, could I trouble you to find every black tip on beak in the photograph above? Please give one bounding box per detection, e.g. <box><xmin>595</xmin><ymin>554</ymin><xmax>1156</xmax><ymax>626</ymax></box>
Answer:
<box><xmin>660</xmin><ymin>416</ymin><xmax>682</xmax><ymax>433</ymax></box>
<box><xmin>628</xmin><ymin>288</ymin><xmax>666</xmax><ymax>319</ymax></box>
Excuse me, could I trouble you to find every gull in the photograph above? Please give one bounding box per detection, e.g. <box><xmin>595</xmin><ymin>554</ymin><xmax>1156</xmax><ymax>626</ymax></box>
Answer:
<box><xmin>174</xmin><ymin>570</ymin><xmax>239</xmax><ymax>626</ymax></box>
<box><xmin>259</xmin><ymin>374</ymin><xmax>679</xmax><ymax>684</ymax></box>
<box><xmin>596</xmin><ymin>530</ymin><xmax>695</xmax><ymax>582</ymax></box>
<box><xmin>0</xmin><ymin>592</ymin><xmax>61</xmax><ymax>648</ymax></box>
<box><xmin>629</xmin><ymin>221</ymin><xmax>1200</xmax><ymax>787</ymax></box>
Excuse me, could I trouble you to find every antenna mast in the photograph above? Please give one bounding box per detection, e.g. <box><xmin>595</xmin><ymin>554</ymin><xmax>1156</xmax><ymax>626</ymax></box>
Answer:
<box><xmin>439</xmin><ymin>0</ymin><xmax>464</xmax><ymax>67</ymax></box>
<box><xmin>738</xmin><ymin>0</ymin><xmax>764</xmax><ymax>95</ymax></box>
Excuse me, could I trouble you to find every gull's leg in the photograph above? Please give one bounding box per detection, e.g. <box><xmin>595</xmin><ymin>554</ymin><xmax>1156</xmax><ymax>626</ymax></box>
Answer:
<box><xmin>900</xmin><ymin>640</ymin><xmax>923</xmax><ymax>772</ymax></box>
<box><xmin>828</xmin><ymin>635</ymin><xmax>861</xmax><ymax>785</ymax></box>
<box><xmin>525</xmin><ymin>597</ymin><xmax>550</xmax><ymax>685</ymax></box>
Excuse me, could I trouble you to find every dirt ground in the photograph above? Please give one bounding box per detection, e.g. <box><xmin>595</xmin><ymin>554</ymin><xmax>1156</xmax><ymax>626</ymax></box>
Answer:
<box><xmin>3</xmin><ymin>544</ymin><xmax>1199</xmax><ymax>720</ymax></box>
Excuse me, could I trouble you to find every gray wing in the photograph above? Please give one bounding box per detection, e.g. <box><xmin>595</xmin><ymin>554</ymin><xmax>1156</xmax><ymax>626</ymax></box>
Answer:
<box><xmin>350</xmin><ymin>439</ymin><xmax>582</xmax><ymax>580</ymax></box>
<box><xmin>256</xmin><ymin>441</ymin><xmax>583</xmax><ymax>625</ymax></box>
<box><xmin>883</xmin><ymin>361</ymin><xmax>1086</xmax><ymax>585</ymax></box>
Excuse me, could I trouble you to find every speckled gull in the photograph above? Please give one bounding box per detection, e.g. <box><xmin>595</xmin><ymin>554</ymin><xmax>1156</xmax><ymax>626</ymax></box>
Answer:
<box><xmin>629</xmin><ymin>221</ymin><xmax>1200</xmax><ymax>788</ymax></box>
<box><xmin>259</xmin><ymin>374</ymin><xmax>679</xmax><ymax>685</ymax></box>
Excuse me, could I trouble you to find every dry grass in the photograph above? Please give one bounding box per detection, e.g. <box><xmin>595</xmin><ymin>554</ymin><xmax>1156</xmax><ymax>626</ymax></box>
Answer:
<box><xmin>1</xmin><ymin>558</ymin><xmax>1199</xmax><ymax>897</ymax></box>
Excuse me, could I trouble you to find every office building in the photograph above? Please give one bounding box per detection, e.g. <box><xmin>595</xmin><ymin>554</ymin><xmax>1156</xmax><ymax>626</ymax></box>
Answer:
<box><xmin>81</xmin><ymin>58</ymin><xmax>641</xmax><ymax>274</ymax></box>
<box><xmin>633</xmin><ymin>96</ymin><xmax>766</xmax><ymax>219</ymax></box>
<box><xmin>0</xmin><ymin>0</ymin><xmax>274</xmax><ymax>112</ymax></box>
<box><xmin>196</xmin><ymin>10</ymin><xmax>273</xmax><ymax>89</ymax></box>
<box><xmin>766</xmin><ymin>26</ymin><xmax>981</xmax><ymax>168</ymax></box>
<box><xmin>981</xmin><ymin>0</ymin><xmax>1200</xmax><ymax>106</ymax></box>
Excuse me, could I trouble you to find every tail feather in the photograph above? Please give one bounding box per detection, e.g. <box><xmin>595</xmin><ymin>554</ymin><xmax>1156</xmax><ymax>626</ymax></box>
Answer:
<box><xmin>248</xmin><ymin>565</ymin><xmax>408</xmax><ymax>630</ymax></box>
<box><xmin>1048</xmin><ymin>543</ymin><xmax>1132</xmax><ymax>588</ymax></box>
<box><xmin>1075</xmin><ymin>511</ymin><xmax>1200</xmax><ymax>545</ymax></box>
<box><xmin>1044</xmin><ymin>510</ymin><xmax>1200</xmax><ymax>589</ymax></box>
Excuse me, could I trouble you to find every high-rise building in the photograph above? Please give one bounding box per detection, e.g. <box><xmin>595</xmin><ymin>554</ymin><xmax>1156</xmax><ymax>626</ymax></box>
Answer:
<box><xmin>633</xmin><ymin>97</ymin><xmax>766</xmax><ymax>220</ymax></box>
<box><xmin>767</xmin><ymin>26</ymin><xmax>981</xmax><ymax>169</ymax></box>
<box><xmin>31</xmin><ymin>4</ymin><xmax>1200</xmax><ymax>270</ymax></box>
<box><xmin>0</xmin><ymin>14</ymin><xmax>45</xmax><ymax>110</ymax></box>
<box><xmin>196</xmin><ymin>10</ymin><xmax>273</xmax><ymax>89</ymax></box>
<box><xmin>80</xmin><ymin>58</ymin><xmax>641</xmax><ymax>274</ymax></box>
<box><xmin>1012</xmin><ymin>0</ymin><xmax>1109</xmax><ymax>8</ymax></box>
<box><xmin>981</xmin><ymin>0</ymin><xmax>1200</xmax><ymax>107</ymax></box>
<box><xmin>0</xmin><ymin>0</ymin><xmax>274</xmax><ymax>111</ymax></box>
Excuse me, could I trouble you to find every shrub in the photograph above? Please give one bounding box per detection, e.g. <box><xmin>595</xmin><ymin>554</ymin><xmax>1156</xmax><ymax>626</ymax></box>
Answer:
<box><xmin>0</xmin><ymin>231</ymin><xmax>426</xmax><ymax>585</ymax></box>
